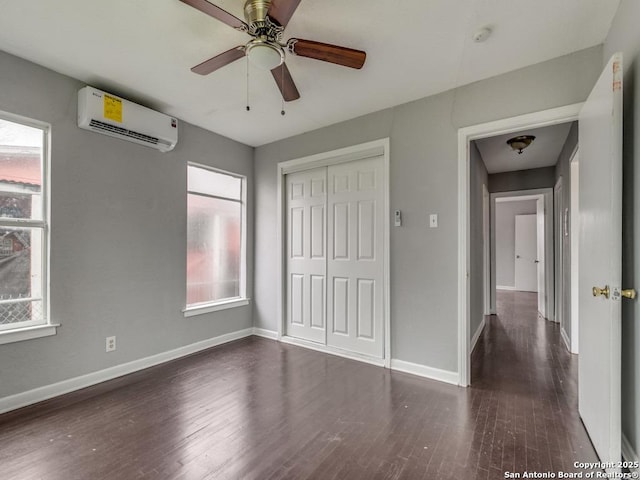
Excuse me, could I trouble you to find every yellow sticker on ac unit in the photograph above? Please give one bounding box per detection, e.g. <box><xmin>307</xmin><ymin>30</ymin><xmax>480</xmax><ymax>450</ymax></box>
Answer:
<box><xmin>104</xmin><ymin>94</ymin><xmax>122</xmax><ymax>123</ymax></box>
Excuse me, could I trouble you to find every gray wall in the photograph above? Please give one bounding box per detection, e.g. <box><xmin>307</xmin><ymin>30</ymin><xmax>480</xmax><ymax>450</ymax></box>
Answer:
<box><xmin>554</xmin><ymin>122</ymin><xmax>578</xmax><ymax>343</ymax></box>
<box><xmin>489</xmin><ymin>166</ymin><xmax>556</xmax><ymax>193</ymax></box>
<box><xmin>495</xmin><ymin>200</ymin><xmax>538</xmax><ymax>288</ymax></box>
<box><xmin>0</xmin><ymin>50</ymin><xmax>254</xmax><ymax>399</ymax></box>
<box><xmin>254</xmin><ymin>45</ymin><xmax>603</xmax><ymax>372</ymax></box>
<box><xmin>470</xmin><ymin>143</ymin><xmax>488</xmax><ymax>341</ymax></box>
<box><xmin>604</xmin><ymin>0</ymin><xmax>640</xmax><ymax>458</ymax></box>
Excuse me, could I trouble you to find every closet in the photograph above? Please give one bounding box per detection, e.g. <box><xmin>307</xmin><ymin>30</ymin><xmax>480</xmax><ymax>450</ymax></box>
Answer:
<box><xmin>285</xmin><ymin>154</ymin><xmax>385</xmax><ymax>358</ymax></box>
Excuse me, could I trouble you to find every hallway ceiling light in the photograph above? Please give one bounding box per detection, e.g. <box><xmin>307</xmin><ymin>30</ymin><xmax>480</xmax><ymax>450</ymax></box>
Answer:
<box><xmin>506</xmin><ymin>135</ymin><xmax>536</xmax><ymax>154</ymax></box>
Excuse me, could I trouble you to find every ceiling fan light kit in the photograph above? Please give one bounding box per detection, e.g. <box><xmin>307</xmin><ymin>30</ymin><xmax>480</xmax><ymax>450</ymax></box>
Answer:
<box><xmin>246</xmin><ymin>39</ymin><xmax>284</xmax><ymax>70</ymax></box>
<box><xmin>180</xmin><ymin>0</ymin><xmax>366</xmax><ymax>105</ymax></box>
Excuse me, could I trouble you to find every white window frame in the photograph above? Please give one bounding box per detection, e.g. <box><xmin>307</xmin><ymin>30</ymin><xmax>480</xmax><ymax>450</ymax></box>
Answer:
<box><xmin>183</xmin><ymin>163</ymin><xmax>248</xmax><ymax>317</ymax></box>
<box><xmin>0</xmin><ymin>111</ymin><xmax>56</xmax><ymax>345</ymax></box>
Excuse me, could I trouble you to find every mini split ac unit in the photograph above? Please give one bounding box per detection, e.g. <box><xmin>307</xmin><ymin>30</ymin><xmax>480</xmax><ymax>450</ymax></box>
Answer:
<box><xmin>77</xmin><ymin>86</ymin><xmax>178</xmax><ymax>152</ymax></box>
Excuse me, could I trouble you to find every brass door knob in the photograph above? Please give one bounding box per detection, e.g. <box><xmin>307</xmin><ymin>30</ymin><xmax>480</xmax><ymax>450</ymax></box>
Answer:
<box><xmin>593</xmin><ymin>285</ymin><xmax>610</xmax><ymax>299</ymax></box>
<box><xmin>621</xmin><ymin>289</ymin><xmax>637</xmax><ymax>300</ymax></box>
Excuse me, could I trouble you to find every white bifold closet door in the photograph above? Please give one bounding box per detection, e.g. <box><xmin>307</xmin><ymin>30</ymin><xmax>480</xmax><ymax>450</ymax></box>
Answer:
<box><xmin>285</xmin><ymin>156</ymin><xmax>384</xmax><ymax>359</ymax></box>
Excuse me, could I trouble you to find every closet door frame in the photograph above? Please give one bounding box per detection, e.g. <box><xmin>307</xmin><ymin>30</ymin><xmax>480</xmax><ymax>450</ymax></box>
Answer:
<box><xmin>277</xmin><ymin>138</ymin><xmax>391</xmax><ymax>368</ymax></box>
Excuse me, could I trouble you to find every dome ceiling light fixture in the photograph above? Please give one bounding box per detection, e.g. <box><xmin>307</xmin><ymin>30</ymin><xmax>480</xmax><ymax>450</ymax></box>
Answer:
<box><xmin>506</xmin><ymin>135</ymin><xmax>536</xmax><ymax>155</ymax></box>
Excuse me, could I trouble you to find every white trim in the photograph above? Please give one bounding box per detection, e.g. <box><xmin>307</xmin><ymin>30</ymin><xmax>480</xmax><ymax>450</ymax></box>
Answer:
<box><xmin>252</xmin><ymin>327</ymin><xmax>278</xmax><ymax>339</ymax></box>
<box><xmin>282</xmin><ymin>333</ymin><xmax>460</xmax><ymax>387</ymax></box>
<box><xmin>570</xmin><ymin>153</ymin><xmax>580</xmax><ymax>354</ymax></box>
<box><xmin>482</xmin><ymin>184</ymin><xmax>491</xmax><ymax>315</ymax></box>
<box><xmin>554</xmin><ymin>177</ymin><xmax>564</xmax><ymax>327</ymax></box>
<box><xmin>280</xmin><ymin>335</ymin><xmax>386</xmax><ymax>367</ymax></box>
<box><xmin>277</xmin><ymin>138</ymin><xmax>391</xmax><ymax>366</ymax></box>
<box><xmin>622</xmin><ymin>434</ymin><xmax>640</xmax><ymax>474</ymax></box>
<box><xmin>278</xmin><ymin>142</ymin><xmax>386</xmax><ymax>174</ymax></box>
<box><xmin>390</xmin><ymin>359</ymin><xmax>459</xmax><ymax>386</ymax></box>
<box><xmin>0</xmin><ymin>323</ymin><xmax>59</xmax><ymax>345</ymax></box>
<box><xmin>458</xmin><ymin>103</ymin><xmax>583</xmax><ymax>387</ymax></box>
<box><xmin>496</xmin><ymin>285</ymin><xmax>517</xmax><ymax>291</ymax></box>
<box><xmin>183</xmin><ymin>298</ymin><xmax>250</xmax><ymax>317</ymax></box>
<box><xmin>470</xmin><ymin>317</ymin><xmax>485</xmax><ymax>353</ymax></box>
<box><xmin>0</xmin><ymin>327</ymin><xmax>254</xmax><ymax>415</ymax></box>
<box><xmin>561</xmin><ymin>327</ymin><xmax>571</xmax><ymax>353</ymax></box>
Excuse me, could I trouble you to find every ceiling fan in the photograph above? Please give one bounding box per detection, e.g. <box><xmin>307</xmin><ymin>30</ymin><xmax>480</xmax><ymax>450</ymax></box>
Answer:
<box><xmin>179</xmin><ymin>0</ymin><xmax>367</xmax><ymax>102</ymax></box>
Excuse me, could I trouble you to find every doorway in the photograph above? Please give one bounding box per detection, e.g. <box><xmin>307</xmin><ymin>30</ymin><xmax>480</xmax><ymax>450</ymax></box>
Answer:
<box><xmin>491</xmin><ymin>190</ymin><xmax>553</xmax><ymax>320</ymax></box>
<box><xmin>457</xmin><ymin>103</ymin><xmax>582</xmax><ymax>386</ymax></box>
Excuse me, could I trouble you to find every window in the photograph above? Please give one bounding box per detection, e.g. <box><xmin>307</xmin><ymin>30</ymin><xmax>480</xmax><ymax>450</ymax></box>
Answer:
<box><xmin>0</xmin><ymin>113</ymin><xmax>52</xmax><ymax>342</ymax></box>
<box><xmin>185</xmin><ymin>164</ymin><xmax>247</xmax><ymax>315</ymax></box>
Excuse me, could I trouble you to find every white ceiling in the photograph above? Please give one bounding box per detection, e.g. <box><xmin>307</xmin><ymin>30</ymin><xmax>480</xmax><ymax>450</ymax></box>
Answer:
<box><xmin>474</xmin><ymin>122</ymin><xmax>574</xmax><ymax>174</ymax></box>
<box><xmin>0</xmin><ymin>0</ymin><xmax>619</xmax><ymax>147</ymax></box>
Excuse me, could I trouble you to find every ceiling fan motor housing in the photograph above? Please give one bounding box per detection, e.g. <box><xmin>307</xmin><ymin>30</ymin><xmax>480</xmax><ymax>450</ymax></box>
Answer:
<box><xmin>244</xmin><ymin>0</ymin><xmax>283</xmax><ymax>41</ymax></box>
<box><xmin>244</xmin><ymin>0</ymin><xmax>270</xmax><ymax>24</ymax></box>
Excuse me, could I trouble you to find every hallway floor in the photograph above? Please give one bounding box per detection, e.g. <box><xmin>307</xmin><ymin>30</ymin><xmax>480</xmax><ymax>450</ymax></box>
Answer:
<box><xmin>470</xmin><ymin>290</ymin><xmax>598</xmax><ymax>477</ymax></box>
<box><xmin>0</xmin><ymin>291</ymin><xmax>598</xmax><ymax>479</ymax></box>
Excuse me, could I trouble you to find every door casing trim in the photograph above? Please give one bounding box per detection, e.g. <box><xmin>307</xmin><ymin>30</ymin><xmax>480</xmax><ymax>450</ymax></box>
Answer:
<box><xmin>457</xmin><ymin>103</ymin><xmax>583</xmax><ymax>386</ymax></box>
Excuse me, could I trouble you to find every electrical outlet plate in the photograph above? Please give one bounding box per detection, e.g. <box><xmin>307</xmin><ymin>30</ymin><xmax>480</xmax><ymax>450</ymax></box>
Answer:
<box><xmin>106</xmin><ymin>336</ymin><xmax>116</xmax><ymax>352</ymax></box>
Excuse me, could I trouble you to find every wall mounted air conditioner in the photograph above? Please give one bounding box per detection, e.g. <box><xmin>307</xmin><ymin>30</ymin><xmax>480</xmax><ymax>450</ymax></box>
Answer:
<box><xmin>78</xmin><ymin>86</ymin><xmax>178</xmax><ymax>152</ymax></box>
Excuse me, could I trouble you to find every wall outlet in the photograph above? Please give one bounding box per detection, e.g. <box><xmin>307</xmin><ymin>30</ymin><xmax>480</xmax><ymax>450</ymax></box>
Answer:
<box><xmin>106</xmin><ymin>336</ymin><xmax>116</xmax><ymax>352</ymax></box>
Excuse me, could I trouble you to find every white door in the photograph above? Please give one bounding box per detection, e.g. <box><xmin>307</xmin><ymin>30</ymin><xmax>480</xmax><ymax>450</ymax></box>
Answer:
<box><xmin>536</xmin><ymin>198</ymin><xmax>546</xmax><ymax>314</ymax></box>
<box><xmin>578</xmin><ymin>53</ymin><xmax>624</xmax><ymax>465</ymax></box>
<box><xmin>326</xmin><ymin>156</ymin><xmax>385</xmax><ymax>357</ymax></box>
<box><xmin>285</xmin><ymin>167</ymin><xmax>327</xmax><ymax>343</ymax></box>
<box><xmin>514</xmin><ymin>214</ymin><xmax>538</xmax><ymax>292</ymax></box>
<box><xmin>555</xmin><ymin>179</ymin><xmax>564</xmax><ymax>327</ymax></box>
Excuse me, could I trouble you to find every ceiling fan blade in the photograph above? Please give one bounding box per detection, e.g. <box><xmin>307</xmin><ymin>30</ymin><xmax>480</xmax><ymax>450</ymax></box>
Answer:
<box><xmin>179</xmin><ymin>0</ymin><xmax>247</xmax><ymax>30</ymax></box>
<box><xmin>191</xmin><ymin>47</ymin><xmax>245</xmax><ymax>75</ymax></box>
<box><xmin>267</xmin><ymin>0</ymin><xmax>303</xmax><ymax>27</ymax></box>
<box><xmin>288</xmin><ymin>39</ymin><xmax>366</xmax><ymax>69</ymax></box>
<box><xmin>271</xmin><ymin>63</ymin><xmax>300</xmax><ymax>102</ymax></box>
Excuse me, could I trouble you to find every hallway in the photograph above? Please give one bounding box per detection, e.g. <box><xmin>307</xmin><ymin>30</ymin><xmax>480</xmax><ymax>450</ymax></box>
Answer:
<box><xmin>470</xmin><ymin>290</ymin><xmax>598</xmax><ymax>476</ymax></box>
<box><xmin>0</xmin><ymin>291</ymin><xmax>599</xmax><ymax>479</ymax></box>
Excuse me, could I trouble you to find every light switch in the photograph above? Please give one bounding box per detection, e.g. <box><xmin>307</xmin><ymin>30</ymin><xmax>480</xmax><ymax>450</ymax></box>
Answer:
<box><xmin>429</xmin><ymin>214</ymin><xmax>438</xmax><ymax>228</ymax></box>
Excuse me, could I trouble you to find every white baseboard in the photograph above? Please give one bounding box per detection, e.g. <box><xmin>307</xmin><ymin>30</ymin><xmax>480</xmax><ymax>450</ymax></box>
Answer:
<box><xmin>280</xmin><ymin>335</ymin><xmax>386</xmax><ymax>367</ymax></box>
<box><xmin>0</xmin><ymin>327</ymin><xmax>254</xmax><ymax>415</ymax></box>
<box><xmin>1</xmin><ymin>327</ymin><xmax>462</xmax><ymax>416</ymax></box>
<box><xmin>560</xmin><ymin>327</ymin><xmax>571</xmax><ymax>353</ymax></box>
<box><xmin>390</xmin><ymin>359</ymin><xmax>459</xmax><ymax>386</ymax></box>
<box><xmin>252</xmin><ymin>327</ymin><xmax>278</xmax><ymax>340</ymax></box>
<box><xmin>280</xmin><ymin>335</ymin><xmax>461</xmax><ymax>387</ymax></box>
<box><xmin>496</xmin><ymin>285</ymin><xmax>516</xmax><ymax>291</ymax></box>
<box><xmin>623</xmin><ymin>434</ymin><xmax>640</xmax><ymax>474</ymax></box>
<box><xmin>471</xmin><ymin>318</ymin><xmax>486</xmax><ymax>354</ymax></box>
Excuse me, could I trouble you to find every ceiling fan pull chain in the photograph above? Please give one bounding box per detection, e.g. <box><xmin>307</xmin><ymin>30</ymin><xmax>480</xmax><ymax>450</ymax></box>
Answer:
<box><xmin>281</xmin><ymin>64</ymin><xmax>286</xmax><ymax>116</ymax></box>
<box><xmin>246</xmin><ymin>55</ymin><xmax>251</xmax><ymax>112</ymax></box>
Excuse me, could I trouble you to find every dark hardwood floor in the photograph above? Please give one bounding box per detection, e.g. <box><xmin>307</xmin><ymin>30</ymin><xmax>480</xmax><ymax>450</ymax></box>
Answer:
<box><xmin>0</xmin><ymin>291</ymin><xmax>598</xmax><ymax>479</ymax></box>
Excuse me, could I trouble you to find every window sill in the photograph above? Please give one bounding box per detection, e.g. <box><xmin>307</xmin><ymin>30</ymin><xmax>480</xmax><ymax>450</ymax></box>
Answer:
<box><xmin>0</xmin><ymin>324</ymin><xmax>59</xmax><ymax>345</ymax></box>
<box><xmin>183</xmin><ymin>298</ymin><xmax>250</xmax><ymax>317</ymax></box>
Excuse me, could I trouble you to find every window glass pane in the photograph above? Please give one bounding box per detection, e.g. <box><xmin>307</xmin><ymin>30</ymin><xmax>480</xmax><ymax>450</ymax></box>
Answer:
<box><xmin>0</xmin><ymin>119</ymin><xmax>43</xmax><ymax>220</ymax></box>
<box><xmin>0</xmin><ymin>227</ymin><xmax>44</xmax><ymax>327</ymax></box>
<box><xmin>188</xmin><ymin>166</ymin><xmax>241</xmax><ymax>200</ymax></box>
<box><xmin>187</xmin><ymin>193</ymin><xmax>241</xmax><ymax>305</ymax></box>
